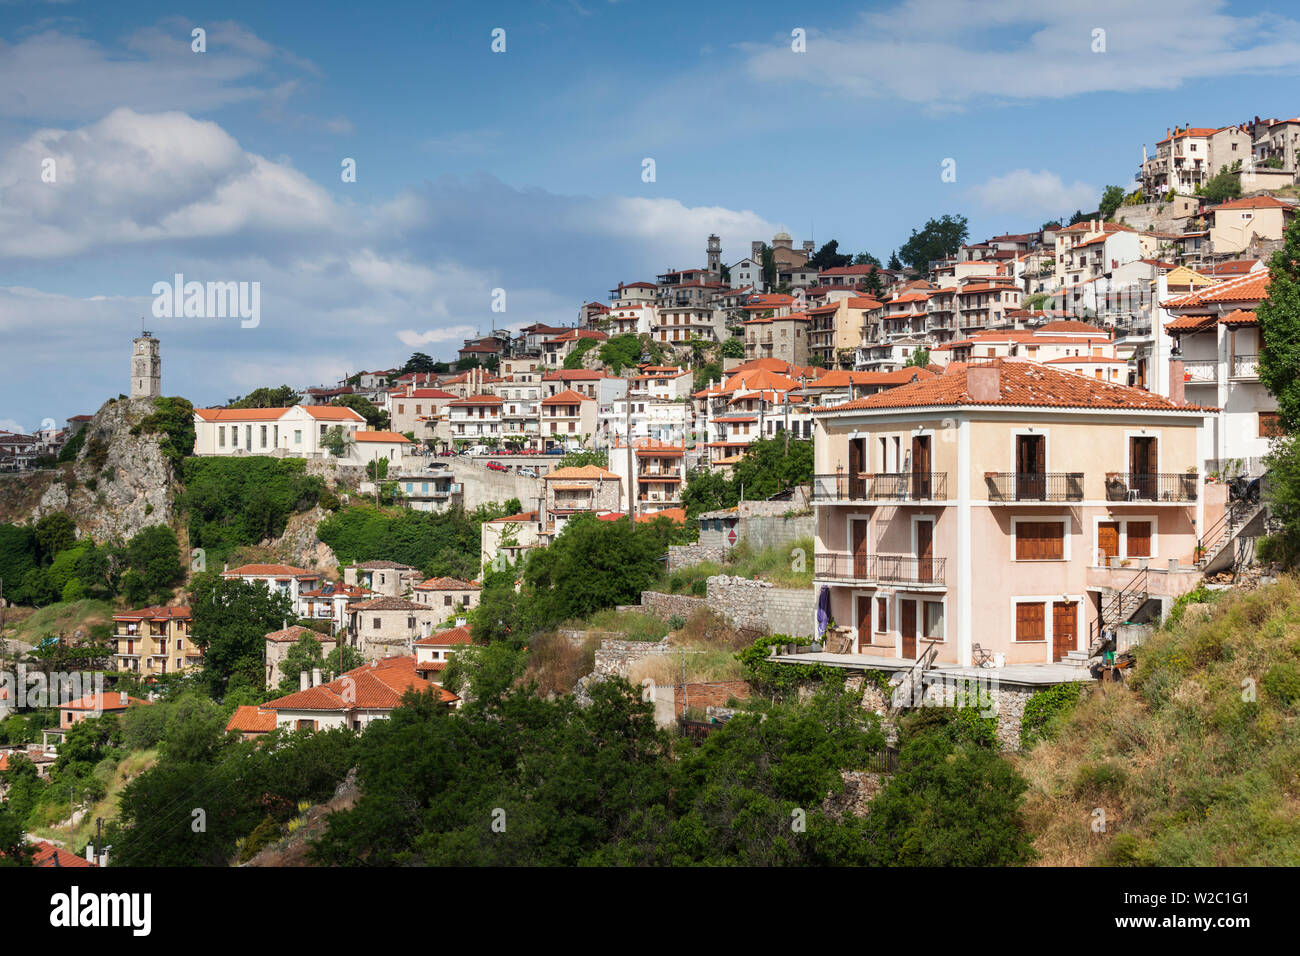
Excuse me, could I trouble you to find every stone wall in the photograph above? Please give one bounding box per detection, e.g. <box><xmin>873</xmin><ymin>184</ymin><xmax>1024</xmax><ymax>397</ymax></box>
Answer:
<box><xmin>591</xmin><ymin>637</ymin><xmax>673</xmax><ymax>677</ymax></box>
<box><xmin>707</xmin><ymin>575</ymin><xmax>814</xmax><ymax>637</ymax></box>
<box><xmin>667</xmin><ymin>544</ymin><xmax>728</xmax><ymax>572</ymax></box>
<box><xmin>741</xmin><ymin>514</ymin><xmax>814</xmax><ymax>553</ymax></box>
<box><xmin>636</xmin><ymin>591</ymin><xmax>709</xmax><ymax>621</ymax></box>
<box><xmin>674</xmin><ymin>680</ymin><xmax>751</xmax><ymax>718</ymax></box>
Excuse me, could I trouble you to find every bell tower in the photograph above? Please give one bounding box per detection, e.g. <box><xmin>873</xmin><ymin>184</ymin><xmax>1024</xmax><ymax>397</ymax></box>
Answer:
<box><xmin>131</xmin><ymin>331</ymin><xmax>161</xmax><ymax>399</ymax></box>
<box><xmin>707</xmin><ymin>234</ymin><xmax>721</xmax><ymax>274</ymax></box>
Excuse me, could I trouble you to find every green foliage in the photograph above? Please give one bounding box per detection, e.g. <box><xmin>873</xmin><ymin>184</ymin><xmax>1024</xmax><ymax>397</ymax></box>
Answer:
<box><xmin>130</xmin><ymin>396</ymin><xmax>196</xmax><ymax>467</ymax></box>
<box><xmin>57</xmin><ymin>428</ymin><xmax>85</xmax><ymax>463</ymax></box>
<box><xmin>1200</xmin><ymin>162</ymin><xmax>1242</xmax><ymax>204</ymax></box>
<box><xmin>598</xmin><ymin>334</ymin><xmax>645</xmax><ymax>374</ymax></box>
<box><xmin>904</xmin><ymin>348</ymin><xmax>930</xmax><ymax>368</ymax></box>
<box><xmin>278</xmin><ymin>634</ymin><xmax>326</xmax><ymax>694</ymax></box>
<box><xmin>325</xmin><ymin>644</ymin><xmax>365</xmax><ymax>678</ymax></box>
<box><xmin>719</xmin><ymin>337</ymin><xmax>745</xmax><ymax>359</ymax></box>
<box><xmin>806</xmin><ymin>239</ymin><xmax>852</xmax><ymax>271</ymax></box>
<box><xmin>332</xmin><ymin>393</ymin><xmax>389</xmax><ymax>430</ymax></box>
<box><xmin>321</xmin><ymin>425</ymin><xmax>351</xmax><ymax>458</ymax></box>
<box><xmin>189</xmin><ymin>572</ymin><xmax>295</xmax><ymax>695</ymax></box>
<box><xmin>317</xmin><ymin>504</ymin><xmax>490</xmax><ymax>579</ymax></box>
<box><xmin>125</xmin><ymin>525</ymin><xmax>184</xmax><ymax>603</ymax></box>
<box><xmin>0</xmin><ymin>523</ymin><xmax>39</xmax><ymax>603</ymax></box>
<box><xmin>562</xmin><ymin>337</ymin><xmax>600</xmax><ymax>369</ymax></box>
<box><xmin>861</xmin><ymin>726</ymin><xmax>1035</xmax><ymax>865</ymax></box>
<box><xmin>1098</xmin><ymin>184</ymin><xmax>1126</xmax><ymax>220</ymax></box>
<box><xmin>1262</xmin><ymin>437</ymin><xmax>1300</xmax><ymax>564</ymax></box>
<box><xmin>1020</xmin><ymin>682</ymin><xmax>1086</xmax><ymax>747</ymax></box>
<box><xmin>555</xmin><ymin>449</ymin><xmax>608</xmax><ymax>469</ymax></box>
<box><xmin>682</xmin><ymin>437</ymin><xmax>813</xmax><ymax>520</ymax></box>
<box><xmin>737</xmin><ymin>634</ymin><xmax>845</xmax><ymax>697</ymax></box>
<box><xmin>35</xmin><ymin>511</ymin><xmax>76</xmax><ymax>561</ymax></box>
<box><xmin>181</xmin><ymin>456</ymin><xmax>324</xmax><ymax>564</ymax></box>
<box><xmin>228</xmin><ymin>385</ymin><xmax>301</xmax><ymax>408</ymax></box>
<box><xmin>693</xmin><ymin>360</ymin><xmax>722</xmax><ymax>391</ymax></box>
<box><xmin>897</xmin><ymin>214</ymin><xmax>968</xmax><ymax>272</ymax></box>
<box><xmin>1258</xmin><ymin>215</ymin><xmax>1300</xmax><ymax>432</ymax></box>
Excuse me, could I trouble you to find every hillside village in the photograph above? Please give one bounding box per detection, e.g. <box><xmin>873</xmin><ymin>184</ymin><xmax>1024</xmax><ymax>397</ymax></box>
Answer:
<box><xmin>1</xmin><ymin>112</ymin><xmax>1298</xmax><ymax>870</ymax></box>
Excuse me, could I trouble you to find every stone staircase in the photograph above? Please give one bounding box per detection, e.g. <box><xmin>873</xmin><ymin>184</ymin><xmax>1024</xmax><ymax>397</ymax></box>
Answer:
<box><xmin>1197</xmin><ymin>501</ymin><xmax>1265</xmax><ymax>574</ymax></box>
<box><xmin>1088</xmin><ymin>569</ymin><xmax>1149</xmax><ymax>657</ymax></box>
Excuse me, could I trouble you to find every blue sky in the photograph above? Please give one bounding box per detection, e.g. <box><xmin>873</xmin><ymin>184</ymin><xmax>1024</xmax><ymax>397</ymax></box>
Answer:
<box><xmin>2</xmin><ymin>0</ymin><xmax>1300</xmax><ymax>431</ymax></box>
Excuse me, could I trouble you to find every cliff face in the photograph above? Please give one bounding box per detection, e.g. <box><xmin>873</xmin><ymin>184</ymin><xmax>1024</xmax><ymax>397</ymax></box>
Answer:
<box><xmin>31</xmin><ymin>397</ymin><xmax>175</xmax><ymax>544</ymax></box>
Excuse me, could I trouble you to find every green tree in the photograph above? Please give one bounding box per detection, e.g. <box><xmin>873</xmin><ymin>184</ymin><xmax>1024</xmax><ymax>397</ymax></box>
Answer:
<box><xmin>126</xmin><ymin>525</ymin><xmax>184</xmax><ymax>604</ymax></box>
<box><xmin>760</xmin><ymin>243</ymin><xmax>778</xmax><ymax>289</ymax></box>
<box><xmin>1257</xmin><ymin>214</ymin><xmax>1300</xmax><ymax>430</ymax></box>
<box><xmin>598</xmin><ymin>334</ymin><xmax>644</xmax><ymax>374</ymax></box>
<box><xmin>190</xmin><ymin>572</ymin><xmax>295</xmax><ymax>694</ymax></box>
<box><xmin>1098</xmin><ymin>184</ymin><xmax>1126</xmax><ymax>220</ymax></box>
<box><xmin>898</xmin><ymin>214</ymin><xmax>968</xmax><ymax>272</ymax></box>
<box><xmin>325</xmin><ymin>644</ymin><xmax>365</xmax><ymax>679</ymax></box>
<box><xmin>34</xmin><ymin>512</ymin><xmax>76</xmax><ymax>562</ymax></box>
<box><xmin>278</xmin><ymin>634</ymin><xmax>326</xmax><ymax>694</ymax></box>
<box><xmin>887</xmin><ymin>250</ymin><xmax>903</xmax><ymax>271</ymax></box>
<box><xmin>806</xmin><ymin>239</ymin><xmax>852</xmax><ymax>271</ymax></box>
<box><xmin>401</xmin><ymin>352</ymin><xmax>441</xmax><ymax>375</ymax></box>
<box><xmin>332</xmin><ymin>394</ymin><xmax>390</xmax><ymax>430</ymax></box>
<box><xmin>1200</xmin><ymin>162</ymin><xmax>1242</xmax><ymax>204</ymax></box>
<box><xmin>719</xmin><ymin>337</ymin><xmax>745</xmax><ymax>358</ymax></box>
<box><xmin>131</xmin><ymin>396</ymin><xmax>196</xmax><ymax>467</ymax></box>
<box><xmin>0</xmin><ymin>523</ymin><xmax>39</xmax><ymax>603</ymax></box>
<box><xmin>556</xmin><ymin>449</ymin><xmax>608</xmax><ymax>469</ymax></box>
<box><xmin>228</xmin><ymin>386</ymin><xmax>301</xmax><ymax>409</ymax></box>
<box><xmin>0</xmin><ymin>804</ymin><xmax>32</xmax><ymax>866</ymax></box>
<box><xmin>321</xmin><ymin>426</ymin><xmax>351</xmax><ymax>458</ymax></box>
<box><xmin>853</xmin><ymin>251</ymin><xmax>881</xmax><ymax>267</ymax></box>
<box><xmin>904</xmin><ymin>348</ymin><xmax>930</xmax><ymax>368</ymax></box>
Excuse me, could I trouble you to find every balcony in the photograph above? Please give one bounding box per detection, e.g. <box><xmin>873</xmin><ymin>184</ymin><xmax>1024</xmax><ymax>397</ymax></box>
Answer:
<box><xmin>1104</xmin><ymin>472</ymin><xmax>1198</xmax><ymax>502</ymax></box>
<box><xmin>811</xmin><ymin>471</ymin><xmax>948</xmax><ymax>502</ymax></box>
<box><xmin>1231</xmin><ymin>354</ymin><xmax>1259</xmax><ymax>380</ymax></box>
<box><xmin>1181</xmin><ymin>359</ymin><xmax>1217</xmax><ymax>384</ymax></box>
<box><xmin>985</xmin><ymin>472</ymin><xmax>1084</xmax><ymax>502</ymax></box>
<box><xmin>815</xmin><ymin>552</ymin><xmax>946</xmax><ymax>587</ymax></box>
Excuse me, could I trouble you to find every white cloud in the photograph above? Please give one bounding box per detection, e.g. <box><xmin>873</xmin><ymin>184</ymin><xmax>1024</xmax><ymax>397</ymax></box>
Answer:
<box><xmin>396</xmin><ymin>326</ymin><xmax>479</xmax><ymax>348</ymax></box>
<box><xmin>968</xmin><ymin>169</ymin><xmax>1097</xmax><ymax>216</ymax></box>
<box><xmin>740</xmin><ymin>0</ymin><xmax>1300</xmax><ymax>108</ymax></box>
<box><xmin>0</xmin><ymin>108</ymin><xmax>338</xmax><ymax>257</ymax></box>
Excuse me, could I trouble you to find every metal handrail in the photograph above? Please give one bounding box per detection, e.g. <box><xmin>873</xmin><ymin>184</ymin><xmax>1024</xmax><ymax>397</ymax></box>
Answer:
<box><xmin>1104</xmin><ymin>472</ymin><xmax>1198</xmax><ymax>502</ymax></box>
<box><xmin>986</xmin><ymin>472</ymin><xmax>1084</xmax><ymax>502</ymax></box>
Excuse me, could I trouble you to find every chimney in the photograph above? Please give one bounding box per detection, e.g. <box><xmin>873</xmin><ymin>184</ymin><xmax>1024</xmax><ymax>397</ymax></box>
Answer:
<box><xmin>86</xmin><ymin>844</ymin><xmax>95</xmax><ymax>863</ymax></box>
<box><xmin>119</xmin><ymin>691</ymin><xmax>128</xmax><ymax>706</ymax></box>
<box><xmin>967</xmin><ymin>364</ymin><xmax>1001</xmax><ymax>402</ymax></box>
<box><xmin>1168</xmin><ymin>359</ymin><xmax>1185</xmax><ymax>405</ymax></box>
<box><xmin>312</xmin><ymin>668</ymin><xmax>323</xmax><ymax>687</ymax></box>
<box><xmin>300</xmin><ymin>670</ymin><xmax>310</xmax><ymax>691</ymax></box>
<box><xmin>98</xmin><ymin>847</ymin><xmax>109</xmax><ymax>867</ymax></box>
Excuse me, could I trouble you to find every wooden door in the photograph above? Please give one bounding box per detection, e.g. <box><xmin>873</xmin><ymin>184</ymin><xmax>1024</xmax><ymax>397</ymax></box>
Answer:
<box><xmin>1052</xmin><ymin>601</ymin><xmax>1077</xmax><ymax>662</ymax></box>
<box><xmin>857</xmin><ymin>595</ymin><xmax>872</xmax><ymax>652</ymax></box>
<box><xmin>900</xmin><ymin>599</ymin><xmax>917</xmax><ymax>659</ymax></box>
<box><xmin>852</xmin><ymin>520</ymin><xmax>870</xmax><ymax>578</ymax></box>
<box><xmin>916</xmin><ymin>520</ymin><xmax>933</xmax><ymax>583</ymax></box>
<box><xmin>1098</xmin><ymin>521</ymin><xmax>1120</xmax><ymax>563</ymax></box>
<box><xmin>1016</xmin><ymin>434</ymin><xmax>1045</xmax><ymax>500</ymax></box>
<box><xmin>911</xmin><ymin>435</ymin><xmax>931</xmax><ymax>499</ymax></box>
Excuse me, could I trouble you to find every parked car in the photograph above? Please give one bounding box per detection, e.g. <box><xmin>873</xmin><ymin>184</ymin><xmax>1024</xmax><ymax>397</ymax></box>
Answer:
<box><xmin>517</xmin><ymin>466</ymin><xmax>538</xmax><ymax>478</ymax></box>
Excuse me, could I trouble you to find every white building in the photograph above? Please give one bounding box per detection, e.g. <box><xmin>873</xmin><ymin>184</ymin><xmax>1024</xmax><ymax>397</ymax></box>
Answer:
<box><xmin>193</xmin><ymin>405</ymin><xmax>366</xmax><ymax>457</ymax></box>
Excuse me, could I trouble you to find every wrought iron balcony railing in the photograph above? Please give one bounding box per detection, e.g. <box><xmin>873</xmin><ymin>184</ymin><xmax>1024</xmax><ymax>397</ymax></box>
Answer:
<box><xmin>815</xmin><ymin>552</ymin><xmax>946</xmax><ymax>586</ymax></box>
<box><xmin>811</xmin><ymin>471</ymin><xmax>948</xmax><ymax>502</ymax></box>
<box><xmin>1104</xmin><ymin>472</ymin><xmax>1198</xmax><ymax>502</ymax></box>
<box><xmin>985</xmin><ymin>472</ymin><xmax>1084</xmax><ymax>502</ymax></box>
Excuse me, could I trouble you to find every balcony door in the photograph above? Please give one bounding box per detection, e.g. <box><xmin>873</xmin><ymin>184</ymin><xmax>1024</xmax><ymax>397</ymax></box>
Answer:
<box><xmin>1130</xmin><ymin>436</ymin><xmax>1157</xmax><ymax>499</ymax></box>
<box><xmin>915</xmin><ymin>519</ymin><xmax>934</xmax><ymax>584</ymax></box>
<box><xmin>1016</xmin><ymin>434</ymin><xmax>1045</xmax><ymax>500</ymax></box>
<box><xmin>899</xmin><ymin>599</ymin><xmax>917</xmax><ymax>659</ymax></box>
<box><xmin>849</xmin><ymin>437</ymin><xmax>867</xmax><ymax>500</ymax></box>
<box><xmin>911</xmin><ymin>435</ymin><xmax>931</xmax><ymax>499</ymax></box>
<box><xmin>852</xmin><ymin>519</ymin><xmax>870</xmax><ymax>579</ymax></box>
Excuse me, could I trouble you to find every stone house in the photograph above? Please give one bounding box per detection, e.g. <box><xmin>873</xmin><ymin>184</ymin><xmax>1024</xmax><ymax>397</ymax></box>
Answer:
<box><xmin>348</xmin><ymin>596</ymin><xmax>442</xmax><ymax>660</ymax></box>
<box><xmin>342</xmin><ymin>560</ymin><xmax>420</xmax><ymax>597</ymax></box>
<box><xmin>264</xmin><ymin>624</ymin><xmax>339</xmax><ymax>690</ymax></box>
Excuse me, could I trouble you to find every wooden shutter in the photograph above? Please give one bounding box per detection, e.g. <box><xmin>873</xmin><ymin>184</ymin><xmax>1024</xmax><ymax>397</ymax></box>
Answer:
<box><xmin>1015</xmin><ymin>602</ymin><xmax>1045</xmax><ymax>642</ymax></box>
<box><xmin>876</xmin><ymin>597</ymin><xmax>887</xmax><ymax>632</ymax></box>
<box><xmin>1098</xmin><ymin>522</ymin><xmax>1120</xmax><ymax>559</ymax></box>
<box><xmin>1126</xmin><ymin>521</ymin><xmax>1152</xmax><ymax>558</ymax></box>
<box><xmin>1017</xmin><ymin>521</ymin><xmax>1064</xmax><ymax>560</ymax></box>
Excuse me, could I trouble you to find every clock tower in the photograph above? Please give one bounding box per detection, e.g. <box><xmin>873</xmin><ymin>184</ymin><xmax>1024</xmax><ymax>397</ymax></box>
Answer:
<box><xmin>131</xmin><ymin>331</ymin><xmax>161</xmax><ymax>399</ymax></box>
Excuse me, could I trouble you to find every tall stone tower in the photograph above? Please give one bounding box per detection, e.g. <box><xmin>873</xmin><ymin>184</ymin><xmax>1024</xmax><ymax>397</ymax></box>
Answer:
<box><xmin>706</xmin><ymin>233</ymin><xmax>721</xmax><ymax>274</ymax></box>
<box><xmin>131</xmin><ymin>331</ymin><xmax>161</xmax><ymax>399</ymax></box>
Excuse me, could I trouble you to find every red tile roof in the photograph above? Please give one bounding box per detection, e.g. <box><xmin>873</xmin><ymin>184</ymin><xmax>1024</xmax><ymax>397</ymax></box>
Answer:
<box><xmin>354</xmin><ymin>430</ymin><xmax>411</xmax><ymax>443</ymax></box>
<box><xmin>223</xmin><ymin>564</ymin><xmax>319</xmax><ymax>578</ymax></box>
<box><xmin>1164</xmin><ymin>271</ymin><xmax>1270</xmax><ymax>307</ymax></box>
<box><xmin>541</xmin><ymin>389</ymin><xmax>596</xmax><ymax>405</ymax></box>
<box><xmin>33</xmin><ymin>841</ymin><xmax>96</xmax><ymax>868</ymax></box>
<box><xmin>814</xmin><ymin>361</ymin><xmax>1213</xmax><ymax>413</ymax></box>
<box><xmin>264</xmin><ymin>624</ymin><xmax>329</xmax><ymax>643</ymax></box>
<box><xmin>262</xmin><ymin>656</ymin><xmax>457</xmax><ymax>711</ymax></box>
<box><xmin>414</xmin><ymin>626</ymin><xmax>472</xmax><ymax>646</ymax></box>
<box><xmin>413</xmin><ymin>577</ymin><xmax>481</xmax><ymax>591</ymax></box>
<box><xmin>112</xmin><ymin>605</ymin><xmax>192</xmax><ymax>622</ymax></box>
<box><xmin>61</xmin><ymin>693</ymin><xmax>149</xmax><ymax>712</ymax></box>
<box><xmin>226</xmin><ymin>705</ymin><xmax>277</xmax><ymax>734</ymax></box>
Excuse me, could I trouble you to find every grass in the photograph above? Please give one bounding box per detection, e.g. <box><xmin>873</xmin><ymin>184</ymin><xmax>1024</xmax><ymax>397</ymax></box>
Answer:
<box><xmin>30</xmin><ymin>748</ymin><xmax>159</xmax><ymax>851</ymax></box>
<box><xmin>3</xmin><ymin>598</ymin><xmax>115</xmax><ymax>645</ymax></box>
<box><xmin>625</xmin><ymin>607</ymin><xmax>748</xmax><ymax>687</ymax></box>
<box><xmin>561</xmin><ymin>608</ymin><xmax>672</xmax><ymax>643</ymax></box>
<box><xmin>1019</xmin><ymin>576</ymin><xmax>1300</xmax><ymax>866</ymax></box>
<box><xmin>663</xmin><ymin>537</ymin><xmax>814</xmax><ymax>593</ymax></box>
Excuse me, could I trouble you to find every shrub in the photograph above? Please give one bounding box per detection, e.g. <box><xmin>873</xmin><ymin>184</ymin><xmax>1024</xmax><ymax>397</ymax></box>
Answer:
<box><xmin>1020</xmin><ymin>682</ymin><xmax>1085</xmax><ymax>747</ymax></box>
<box><xmin>1262</xmin><ymin>661</ymin><xmax>1300</xmax><ymax>707</ymax></box>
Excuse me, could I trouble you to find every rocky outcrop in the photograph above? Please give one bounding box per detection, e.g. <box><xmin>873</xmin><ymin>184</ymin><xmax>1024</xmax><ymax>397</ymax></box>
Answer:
<box><xmin>31</xmin><ymin>397</ymin><xmax>174</xmax><ymax>544</ymax></box>
<box><xmin>266</xmin><ymin>505</ymin><xmax>339</xmax><ymax>573</ymax></box>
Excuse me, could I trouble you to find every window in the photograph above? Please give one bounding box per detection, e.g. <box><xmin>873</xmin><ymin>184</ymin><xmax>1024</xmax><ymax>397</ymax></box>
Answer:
<box><xmin>1260</xmin><ymin>411</ymin><xmax>1284</xmax><ymax>438</ymax></box>
<box><xmin>218</xmin><ymin>426</ymin><xmax>225</xmax><ymax>448</ymax></box>
<box><xmin>372</xmin><ymin>617</ymin><xmax>382</xmax><ymax>630</ymax></box>
<box><xmin>260</xmin><ymin>425</ymin><xmax>268</xmax><ymax>448</ymax></box>
<box><xmin>407</xmin><ymin>616</ymin><xmax>416</xmax><ymax>629</ymax></box>
<box><xmin>1015</xmin><ymin>602</ymin><xmax>1046</xmax><ymax>642</ymax></box>
<box><xmin>444</xmin><ymin>595</ymin><xmax>452</xmax><ymax>606</ymax></box>
<box><xmin>924</xmin><ymin>601</ymin><xmax>944</xmax><ymax>640</ymax></box>
<box><xmin>1015</xmin><ymin>521</ymin><xmax>1065</xmax><ymax>560</ymax></box>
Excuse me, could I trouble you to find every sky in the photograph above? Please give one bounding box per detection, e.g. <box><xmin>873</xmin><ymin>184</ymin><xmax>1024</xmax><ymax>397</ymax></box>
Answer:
<box><xmin>2</xmin><ymin>0</ymin><xmax>1300</xmax><ymax>432</ymax></box>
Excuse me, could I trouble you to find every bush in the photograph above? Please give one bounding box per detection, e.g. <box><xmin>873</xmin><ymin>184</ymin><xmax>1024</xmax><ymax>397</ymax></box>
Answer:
<box><xmin>1262</xmin><ymin>661</ymin><xmax>1300</xmax><ymax>706</ymax></box>
<box><xmin>1020</xmin><ymin>682</ymin><xmax>1085</xmax><ymax>747</ymax></box>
